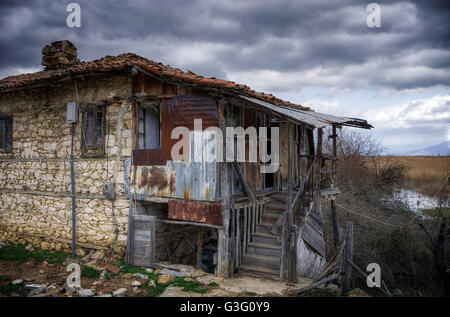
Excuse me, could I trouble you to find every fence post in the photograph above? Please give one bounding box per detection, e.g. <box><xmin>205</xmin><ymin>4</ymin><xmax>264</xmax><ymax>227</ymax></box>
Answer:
<box><xmin>341</xmin><ymin>222</ymin><xmax>353</xmax><ymax>295</ymax></box>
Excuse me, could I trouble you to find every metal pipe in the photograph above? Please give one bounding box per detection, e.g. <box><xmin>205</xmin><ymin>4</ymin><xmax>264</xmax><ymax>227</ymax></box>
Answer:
<box><xmin>70</xmin><ymin>122</ymin><xmax>76</xmax><ymax>258</ymax></box>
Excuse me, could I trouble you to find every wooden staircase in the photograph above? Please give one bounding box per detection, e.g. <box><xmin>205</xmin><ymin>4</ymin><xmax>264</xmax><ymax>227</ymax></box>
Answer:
<box><xmin>239</xmin><ymin>192</ymin><xmax>287</xmax><ymax>279</ymax></box>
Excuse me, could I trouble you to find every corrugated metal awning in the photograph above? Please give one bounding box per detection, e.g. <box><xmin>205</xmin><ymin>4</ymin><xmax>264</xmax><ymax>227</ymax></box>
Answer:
<box><xmin>240</xmin><ymin>95</ymin><xmax>373</xmax><ymax>129</ymax></box>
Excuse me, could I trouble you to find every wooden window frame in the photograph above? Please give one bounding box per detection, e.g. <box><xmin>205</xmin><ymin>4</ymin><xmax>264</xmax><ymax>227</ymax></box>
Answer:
<box><xmin>0</xmin><ymin>115</ymin><xmax>13</xmax><ymax>152</ymax></box>
<box><xmin>81</xmin><ymin>105</ymin><xmax>106</xmax><ymax>156</ymax></box>
<box><xmin>137</xmin><ymin>103</ymin><xmax>161</xmax><ymax>150</ymax></box>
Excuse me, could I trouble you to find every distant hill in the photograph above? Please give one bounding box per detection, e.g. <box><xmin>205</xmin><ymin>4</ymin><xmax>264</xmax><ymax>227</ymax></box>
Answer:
<box><xmin>400</xmin><ymin>141</ymin><xmax>450</xmax><ymax>156</ymax></box>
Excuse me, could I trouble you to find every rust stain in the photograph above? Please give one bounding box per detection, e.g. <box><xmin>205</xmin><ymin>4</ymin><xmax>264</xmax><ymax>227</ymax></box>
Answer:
<box><xmin>183</xmin><ymin>185</ymin><xmax>191</xmax><ymax>199</ymax></box>
<box><xmin>168</xmin><ymin>200</ymin><xmax>223</xmax><ymax>226</ymax></box>
<box><xmin>169</xmin><ymin>173</ymin><xmax>176</xmax><ymax>193</ymax></box>
<box><xmin>148</xmin><ymin>166</ymin><xmax>169</xmax><ymax>191</ymax></box>
<box><xmin>205</xmin><ymin>186</ymin><xmax>210</xmax><ymax>201</ymax></box>
<box><xmin>139</xmin><ymin>167</ymin><xmax>149</xmax><ymax>188</ymax></box>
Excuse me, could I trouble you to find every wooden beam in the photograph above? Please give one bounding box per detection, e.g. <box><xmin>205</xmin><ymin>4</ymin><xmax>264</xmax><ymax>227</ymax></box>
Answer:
<box><xmin>232</xmin><ymin>162</ymin><xmax>257</xmax><ymax>202</ymax></box>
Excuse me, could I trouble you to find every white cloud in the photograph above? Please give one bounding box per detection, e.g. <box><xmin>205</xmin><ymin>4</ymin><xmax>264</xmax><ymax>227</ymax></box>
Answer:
<box><xmin>364</xmin><ymin>95</ymin><xmax>450</xmax><ymax>129</ymax></box>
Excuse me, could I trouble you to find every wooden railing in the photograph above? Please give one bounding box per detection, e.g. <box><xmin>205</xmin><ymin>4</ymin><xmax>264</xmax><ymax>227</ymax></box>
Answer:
<box><xmin>281</xmin><ymin>157</ymin><xmax>318</xmax><ymax>281</ymax></box>
<box><xmin>230</xmin><ymin>197</ymin><xmax>270</xmax><ymax>271</ymax></box>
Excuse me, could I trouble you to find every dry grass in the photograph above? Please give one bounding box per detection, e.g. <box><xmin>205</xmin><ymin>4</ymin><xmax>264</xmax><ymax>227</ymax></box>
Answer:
<box><xmin>375</xmin><ymin>156</ymin><xmax>450</xmax><ymax>197</ymax></box>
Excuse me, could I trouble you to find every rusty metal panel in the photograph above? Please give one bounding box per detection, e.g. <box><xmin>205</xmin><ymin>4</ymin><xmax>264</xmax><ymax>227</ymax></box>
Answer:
<box><xmin>168</xmin><ymin>200</ymin><xmax>223</xmax><ymax>226</ymax></box>
<box><xmin>133</xmin><ymin>129</ymin><xmax>217</xmax><ymax>201</ymax></box>
<box><xmin>172</xmin><ymin>95</ymin><xmax>218</xmax><ymax>129</ymax></box>
<box><xmin>132</xmin><ymin>149</ymin><xmax>166</xmax><ymax>165</ymax></box>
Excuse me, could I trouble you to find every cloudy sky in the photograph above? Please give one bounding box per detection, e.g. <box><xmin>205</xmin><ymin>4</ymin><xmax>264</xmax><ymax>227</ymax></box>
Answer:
<box><xmin>1</xmin><ymin>0</ymin><xmax>449</xmax><ymax>153</ymax></box>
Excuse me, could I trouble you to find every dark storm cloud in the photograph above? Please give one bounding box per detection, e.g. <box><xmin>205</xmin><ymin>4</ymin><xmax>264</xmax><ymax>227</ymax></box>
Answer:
<box><xmin>0</xmin><ymin>0</ymin><xmax>449</xmax><ymax>90</ymax></box>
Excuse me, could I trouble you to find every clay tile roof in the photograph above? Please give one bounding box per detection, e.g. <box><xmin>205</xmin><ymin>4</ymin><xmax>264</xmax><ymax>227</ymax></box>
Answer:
<box><xmin>0</xmin><ymin>53</ymin><xmax>311</xmax><ymax>111</ymax></box>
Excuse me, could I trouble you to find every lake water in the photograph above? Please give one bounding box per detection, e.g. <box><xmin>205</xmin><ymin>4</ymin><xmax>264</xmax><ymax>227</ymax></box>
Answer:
<box><xmin>395</xmin><ymin>188</ymin><xmax>447</xmax><ymax>212</ymax></box>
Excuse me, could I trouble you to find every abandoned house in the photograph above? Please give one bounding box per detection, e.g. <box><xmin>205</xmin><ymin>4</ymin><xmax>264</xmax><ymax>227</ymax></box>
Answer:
<box><xmin>0</xmin><ymin>40</ymin><xmax>372</xmax><ymax>281</ymax></box>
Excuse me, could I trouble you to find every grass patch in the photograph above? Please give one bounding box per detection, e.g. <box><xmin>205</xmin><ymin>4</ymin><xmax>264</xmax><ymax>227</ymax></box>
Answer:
<box><xmin>208</xmin><ymin>282</ymin><xmax>219</xmax><ymax>287</ymax></box>
<box><xmin>0</xmin><ymin>277</ymin><xmax>26</xmax><ymax>296</ymax></box>
<box><xmin>116</xmin><ymin>259</ymin><xmax>159</xmax><ymax>280</ymax></box>
<box><xmin>117</xmin><ymin>260</ymin><xmax>211</xmax><ymax>296</ymax></box>
<box><xmin>420</xmin><ymin>207</ymin><xmax>450</xmax><ymax>218</ymax></box>
<box><xmin>0</xmin><ymin>243</ymin><xmax>67</xmax><ymax>264</ymax></box>
<box><xmin>174</xmin><ymin>277</ymin><xmax>208</xmax><ymax>294</ymax></box>
<box><xmin>82</xmin><ymin>265</ymin><xmax>101</xmax><ymax>278</ymax></box>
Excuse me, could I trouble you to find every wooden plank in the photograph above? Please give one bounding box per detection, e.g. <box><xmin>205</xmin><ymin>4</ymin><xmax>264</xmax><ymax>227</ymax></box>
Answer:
<box><xmin>298</xmin><ymin>272</ymin><xmax>339</xmax><ymax>294</ymax></box>
<box><xmin>196</xmin><ymin>227</ymin><xmax>204</xmax><ymax>269</ymax></box>
<box><xmin>302</xmin><ymin>222</ymin><xmax>326</xmax><ymax>257</ymax></box>
<box><xmin>243</xmin><ymin>207</ymin><xmax>248</xmax><ymax>256</ymax></box>
<box><xmin>129</xmin><ymin>214</ymin><xmax>155</xmax><ymax>267</ymax></box>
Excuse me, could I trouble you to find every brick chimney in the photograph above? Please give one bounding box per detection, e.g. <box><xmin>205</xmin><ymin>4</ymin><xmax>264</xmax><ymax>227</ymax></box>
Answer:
<box><xmin>41</xmin><ymin>40</ymin><xmax>80</xmax><ymax>70</ymax></box>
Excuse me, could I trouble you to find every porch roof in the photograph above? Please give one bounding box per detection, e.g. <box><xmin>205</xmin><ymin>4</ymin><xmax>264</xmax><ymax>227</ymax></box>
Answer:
<box><xmin>240</xmin><ymin>95</ymin><xmax>373</xmax><ymax>129</ymax></box>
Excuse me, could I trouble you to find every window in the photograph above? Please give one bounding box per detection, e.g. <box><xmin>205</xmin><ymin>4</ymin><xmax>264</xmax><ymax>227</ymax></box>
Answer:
<box><xmin>81</xmin><ymin>106</ymin><xmax>105</xmax><ymax>155</ymax></box>
<box><xmin>0</xmin><ymin>116</ymin><xmax>12</xmax><ymax>151</ymax></box>
<box><xmin>137</xmin><ymin>103</ymin><xmax>160</xmax><ymax>150</ymax></box>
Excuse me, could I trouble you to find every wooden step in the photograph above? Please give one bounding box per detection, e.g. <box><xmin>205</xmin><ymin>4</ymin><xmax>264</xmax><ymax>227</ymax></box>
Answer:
<box><xmin>242</xmin><ymin>253</ymin><xmax>280</xmax><ymax>270</ymax></box>
<box><xmin>239</xmin><ymin>263</ymin><xmax>280</xmax><ymax>279</ymax></box>
<box><xmin>265</xmin><ymin>202</ymin><xmax>286</xmax><ymax>210</ymax></box>
<box><xmin>252</xmin><ymin>232</ymin><xmax>279</xmax><ymax>244</ymax></box>
<box><xmin>247</xmin><ymin>241</ymin><xmax>281</xmax><ymax>257</ymax></box>
<box><xmin>257</xmin><ymin>222</ymin><xmax>274</xmax><ymax>234</ymax></box>
<box><xmin>261</xmin><ymin>213</ymin><xmax>280</xmax><ymax>223</ymax></box>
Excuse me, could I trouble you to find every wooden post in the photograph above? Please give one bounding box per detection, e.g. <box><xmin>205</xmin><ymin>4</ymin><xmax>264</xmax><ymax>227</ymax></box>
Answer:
<box><xmin>280</xmin><ymin>216</ymin><xmax>288</xmax><ymax>281</ymax></box>
<box><xmin>196</xmin><ymin>227</ymin><xmax>204</xmax><ymax>269</ymax></box>
<box><xmin>331</xmin><ymin>199</ymin><xmax>340</xmax><ymax>250</ymax></box>
<box><xmin>343</xmin><ymin>222</ymin><xmax>353</xmax><ymax>295</ymax></box>
<box><xmin>331</xmin><ymin>125</ymin><xmax>337</xmax><ymax>187</ymax></box>
<box><xmin>286</xmin><ymin>123</ymin><xmax>295</xmax><ymax>281</ymax></box>
<box><xmin>217</xmin><ymin>101</ymin><xmax>230</xmax><ymax>278</ymax></box>
<box><xmin>230</xmin><ymin>208</ymin><xmax>235</xmax><ymax>270</ymax></box>
<box><xmin>236</xmin><ymin>208</ymin><xmax>240</xmax><ymax>267</ymax></box>
<box><xmin>243</xmin><ymin>207</ymin><xmax>248</xmax><ymax>256</ymax></box>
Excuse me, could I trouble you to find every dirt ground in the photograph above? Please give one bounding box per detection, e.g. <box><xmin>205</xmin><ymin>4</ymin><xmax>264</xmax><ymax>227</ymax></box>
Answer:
<box><xmin>0</xmin><ymin>258</ymin><xmax>339</xmax><ymax>297</ymax></box>
<box><xmin>0</xmin><ymin>241</ymin><xmax>342</xmax><ymax>297</ymax></box>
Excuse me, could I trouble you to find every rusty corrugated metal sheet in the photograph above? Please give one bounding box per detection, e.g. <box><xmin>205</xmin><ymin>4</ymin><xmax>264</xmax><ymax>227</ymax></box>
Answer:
<box><xmin>240</xmin><ymin>95</ymin><xmax>373</xmax><ymax>129</ymax></box>
<box><xmin>133</xmin><ymin>130</ymin><xmax>217</xmax><ymax>201</ymax></box>
<box><xmin>172</xmin><ymin>95</ymin><xmax>219</xmax><ymax>129</ymax></box>
<box><xmin>168</xmin><ymin>200</ymin><xmax>223</xmax><ymax>226</ymax></box>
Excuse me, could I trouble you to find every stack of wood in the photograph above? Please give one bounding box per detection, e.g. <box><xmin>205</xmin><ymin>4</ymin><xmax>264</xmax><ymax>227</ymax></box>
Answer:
<box><xmin>41</xmin><ymin>40</ymin><xmax>80</xmax><ymax>70</ymax></box>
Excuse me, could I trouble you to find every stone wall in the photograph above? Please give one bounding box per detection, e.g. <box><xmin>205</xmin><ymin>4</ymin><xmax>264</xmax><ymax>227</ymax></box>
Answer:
<box><xmin>0</xmin><ymin>73</ymin><xmax>133</xmax><ymax>256</ymax></box>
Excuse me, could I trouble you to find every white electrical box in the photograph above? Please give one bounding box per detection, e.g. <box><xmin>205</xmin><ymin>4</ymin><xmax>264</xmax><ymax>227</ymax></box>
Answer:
<box><xmin>67</xmin><ymin>102</ymin><xmax>79</xmax><ymax>122</ymax></box>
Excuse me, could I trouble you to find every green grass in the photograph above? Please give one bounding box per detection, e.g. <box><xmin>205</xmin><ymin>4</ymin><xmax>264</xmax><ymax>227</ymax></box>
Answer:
<box><xmin>208</xmin><ymin>282</ymin><xmax>219</xmax><ymax>287</ymax></box>
<box><xmin>118</xmin><ymin>259</ymin><xmax>213</xmax><ymax>297</ymax></box>
<box><xmin>0</xmin><ymin>276</ymin><xmax>26</xmax><ymax>296</ymax></box>
<box><xmin>116</xmin><ymin>259</ymin><xmax>159</xmax><ymax>280</ymax></box>
<box><xmin>420</xmin><ymin>207</ymin><xmax>450</xmax><ymax>218</ymax></box>
<box><xmin>0</xmin><ymin>243</ymin><xmax>67</xmax><ymax>264</ymax></box>
<box><xmin>82</xmin><ymin>265</ymin><xmax>101</xmax><ymax>278</ymax></box>
<box><xmin>174</xmin><ymin>277</ymin><xmax>208</xmax><ymax>294</ymax></box>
